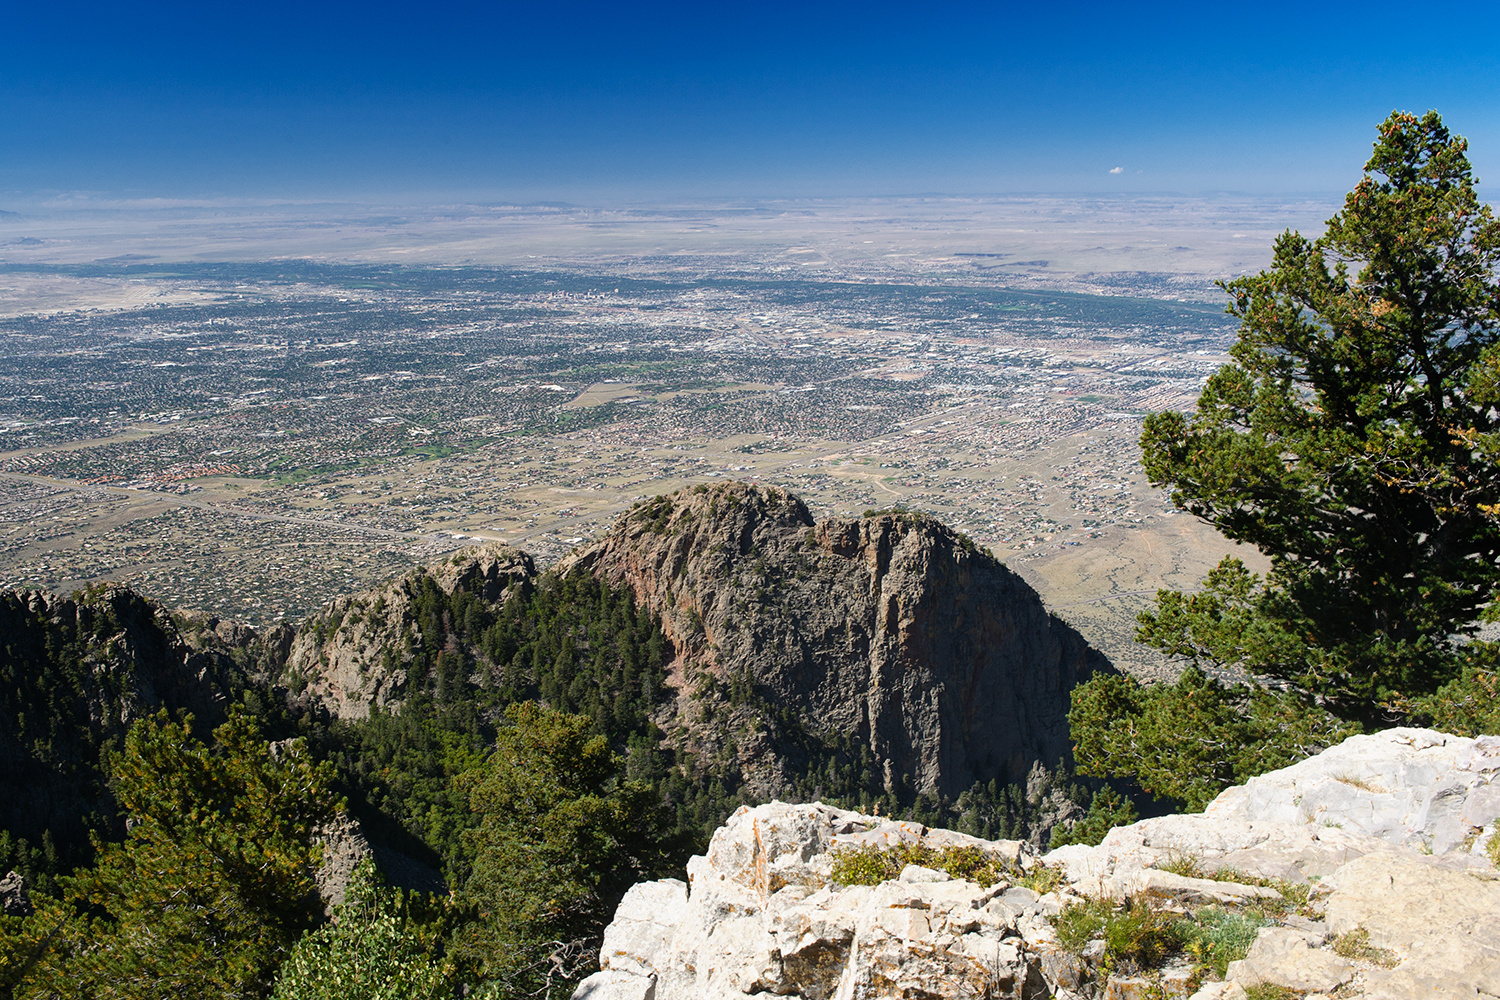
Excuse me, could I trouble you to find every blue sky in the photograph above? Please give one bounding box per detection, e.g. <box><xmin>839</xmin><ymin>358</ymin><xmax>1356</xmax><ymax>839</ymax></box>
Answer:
<box><xmin>5</xmin><ymin>1</ymin><xmax>1499</xmax><ymax>205</ymax></box>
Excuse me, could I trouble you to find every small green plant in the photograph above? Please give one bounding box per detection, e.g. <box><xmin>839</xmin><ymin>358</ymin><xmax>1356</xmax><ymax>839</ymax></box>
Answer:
<box><xmin>1055</xmin><ymin>895</ymin><xmax>1182</xmax><ymax>975</ymax></box>
<box><xmin>828</xmin><ymin>843</ymin><xmax>1017</xmax><ymax>889</ymax></box>
<box><xmin>829</xmin><ymin>845</ymin><xmax>904</xmax><ymax>886</ymax></box>
<box><xmin>1174</xmin><ymin>906</ymin><xmax>1266</xmax><ymax>977</ymax></box>
<box><xmin>1017</xmin><ymin>861</ymin><xmax>1067</xmax><ymax>895</ymax></box>
<box><xmin>1054</xmin><ymin>896</ymin><xmax>1113</xmax><ymax>952</ymax></box>
<box><xmin>1148</xmin><ymin>859</ymin><xmax>1311</xmax><ymax>917</ymax></box>
<box><xmin>1244</xmin><ymin>984</ymin><xmax>1301</xmax><ymax>1000</ymax></box>
<box><xmin>1210</xmin><ymin>869</ymin><xmax>1310</xmax><ymax>917</ymax></box>
<box><xmin>1332</xmin><ymin>927</ymin><xmax>1399</xmax><ymax>968</ymax></box>
<box><xmin>1489</xmin><ymin>829</ymin><xmax>1500</xmax><ymax>868</ymax></box>
<box><xmin>1157</xmin><ymin>854</ymin><xmax>1207</xmax><ymax>879</ymax></box>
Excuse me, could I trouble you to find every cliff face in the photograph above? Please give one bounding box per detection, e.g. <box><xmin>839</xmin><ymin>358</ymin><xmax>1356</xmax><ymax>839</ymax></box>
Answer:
<box><xmin>557</xmin><ymin>482</ymin><xmax>1106</xmax><ymax>801</ymax></box>
<box><xmin>281</xmin><ymin>543</ymin><xmax>535</xmax><ymax>719</ymax></box>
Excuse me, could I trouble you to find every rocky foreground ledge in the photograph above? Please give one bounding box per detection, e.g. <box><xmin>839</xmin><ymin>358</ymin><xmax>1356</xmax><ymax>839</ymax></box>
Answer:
<box><xmin>577</xmin><ymin>729</ymin><xmax>1500</xmax><ymax>1000</ymax></box>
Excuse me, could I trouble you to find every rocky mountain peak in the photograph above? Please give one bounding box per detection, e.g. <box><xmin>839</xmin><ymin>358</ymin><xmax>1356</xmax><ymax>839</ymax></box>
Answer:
<box><xmin>559</xmin><ymin>482</ymin><xmax>1107</xmax><ymax>801</ymax></box>
<box><xmin>278</xmin><ymin>482</ymin><xmax>1104</xmax><ymax>809</ymax></box>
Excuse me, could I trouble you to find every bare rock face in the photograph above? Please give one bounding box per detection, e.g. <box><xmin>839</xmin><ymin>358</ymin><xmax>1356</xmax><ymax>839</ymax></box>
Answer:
<box><xmin>1204</xmin><ymin>727</ymin><xmax>1500</xmax><ymax>853</ymax></box>
<box><xmin>557</xmin><ymin>482</ymin><xmax>1106</xmax><ymax>800</ymax></box>
<box><xmin>282</xmin><ymin>543</ymin><xmax>535</xmax><ymax>719</ymax></box>
<box><xmin>0</xmin><ymin>870</ymin><xmax>30</xmax><ymax>916</ymax></box>
<box><xmin>1224</xmin><ymin>927</ymin><xmax>1353</xmax><ymax>993</ymax></box>
<box><xmin>1051</xmin><ymin>728</ymin><xmax>1500</xmax><ymax>1000</ymax></box>
<box><xmin>312</xmin><ymin>812</ymin><xmax>446</xmax><ymax>913</ymax></box>
<box><xmin>1324</xmin><ymin>853</ymin><xmax>1500</xmax><ymax>1000</ymax></box>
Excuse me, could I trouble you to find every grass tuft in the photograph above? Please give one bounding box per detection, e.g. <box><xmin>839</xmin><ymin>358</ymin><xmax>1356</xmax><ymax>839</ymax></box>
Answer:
<box><xmin>829</xmin><ymin>843</ymin><xmax>1015</xmax><ymax>889</ymax></box>
<box><xmin>1055</xmin><ymin>895</ymin><xmax>1183</xmax><ymax>975</ymax></box>
<box><xmin>1174</xmin><ymin>906</ymin><xmax>1265</xmax><ymax>977</ymax></box>
<box><xmin>1244</xmin><ymin>985</ymin><xmax>1301</xmax><ymax>1000</ymax></box>
<box><xmin>1017</xmin><ymin>861</ymin><xmax>1067</xmax><ymax>895</ymax></box>
<box><xmin>1332</xmin><ymin>927</ymin><xmax>1399</xmax><ymax>968</ymax></box>
<box><xmin>1148</xmin><ymin>856</ymin><xmax>1312</xmax><ymax>918</ymax></box>
<box><xmin>1157</xmin><ymin>854</ymin><xmax>1207</xmax><ymax>879</ymax></box>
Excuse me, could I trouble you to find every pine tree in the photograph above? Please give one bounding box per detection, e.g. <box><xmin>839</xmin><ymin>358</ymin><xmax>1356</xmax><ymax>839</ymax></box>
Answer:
<box><xmin>1136</xmin><ymin>110</ymin><xmax>1500</xmax><ymax>721</ymax></box>
<box><xmin>2</xmin><ymin>710</ymin><xmax>339</xmax><ymax>1000</ymax></box>
<box><xmin>455</xmin><ymin>702</ymin><xmax>681</xmax><ymax>997</ymax></box>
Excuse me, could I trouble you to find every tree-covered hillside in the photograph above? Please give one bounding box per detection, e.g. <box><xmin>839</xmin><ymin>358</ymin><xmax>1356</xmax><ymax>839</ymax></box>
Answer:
<box><xmin>0</xmin><ymin>552</ymin><xmax>1108</xmax><ymax>999</ymax></box>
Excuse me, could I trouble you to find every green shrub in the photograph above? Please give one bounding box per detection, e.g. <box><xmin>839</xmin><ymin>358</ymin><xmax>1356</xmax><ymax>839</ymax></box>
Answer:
<box><xmin>272</xmin><ymin>860</ymin><xmax>451</xmax><ymax>1000</ymax></box>
<box><xmin>1174</xmin><ymin>907</ymin><xmax>1266</xmax><ymax>977</ymax></box>
<box><xmin>1055</xmin><ymin>896</ymin><xmax>1182</xmax><ymax>974</ymax></box>
<box><xmin>828</xmin><ymin>843</ymin><xmax>1016</xmax><ymax>889</ymax></box>
<box><xmin>1070</xmin><ymin>667</ymin><xmax>1357</xmax><ymax>811</ymax></box>
<box><xmin>1053</xmin><ymin>897</ymin><xmax>1112</xmax><ymax>953</ymax></box>
<box><xmin>1408</xmin><ymin>659</ymin><xmax>1500</xmax><ymax>737</ymax></box>
<box><xmin>829</xmin><ymin>844</ymin><xmax>903</xmax><ymax>886</ymax></box>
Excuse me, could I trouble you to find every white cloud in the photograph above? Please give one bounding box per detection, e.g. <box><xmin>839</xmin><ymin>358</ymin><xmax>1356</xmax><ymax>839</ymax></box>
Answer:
<box><xmin>1108</xmin><ymin>166</ymin><xmax>1124</xmax><ymax>175</ymax></box>
<box><xmin>37</xmin><ymin>192</ymin><xmax>339</xmax><ymax>210</ymax></box>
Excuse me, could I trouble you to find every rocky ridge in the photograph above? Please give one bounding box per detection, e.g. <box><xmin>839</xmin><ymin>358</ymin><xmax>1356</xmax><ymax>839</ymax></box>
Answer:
<box><xmin>557</xmin><ymin>482</ymin><xmax>1105</xmax><ymax>800</ymax></box>
<box><xmin>0</xmin><ymin>585</ymin><xmax>288</xmax><ymax>859</ymax></box>
<box><xmin>280</xmin><ymin>543</ymin><xmax>535</xmax><ymax>718</ymax></box>
<box><xmin>578</xmin><ymin>728</ymin><xmax>1500</xmax><ymax>1000</ymax></box>
<box><xmin>283</xmin><ymin>482</ymin><xmax>1106</xmax><ymax>808</ymax></box>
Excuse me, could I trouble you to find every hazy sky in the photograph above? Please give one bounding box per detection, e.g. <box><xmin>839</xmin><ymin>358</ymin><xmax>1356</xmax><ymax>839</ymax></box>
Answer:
<box><xmin>5</xmin><ymin>1</ymin><xmax>1499</xmax><ymax>206</ymax></box>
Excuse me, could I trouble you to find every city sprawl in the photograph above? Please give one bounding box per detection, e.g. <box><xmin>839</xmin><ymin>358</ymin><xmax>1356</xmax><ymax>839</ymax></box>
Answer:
<box><xmin>0</xmin><ymin>198</ymin><xmax>1300</xmax><ymax>676</ymax></box>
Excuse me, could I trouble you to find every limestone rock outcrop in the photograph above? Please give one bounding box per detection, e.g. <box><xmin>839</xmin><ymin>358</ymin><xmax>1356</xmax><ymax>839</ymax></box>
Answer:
<box><xmin>580</xmin><ymin>729</ymin><xmax>1500</xmax><ymax>1000</ymax></box>
<box><xmin>558</xmin><ymin>482</ymin><xmax>1107</xmax><ymax>800</ymax></box>
<box><xmin>314</xmin><ymin>812</ymin><xmax>446</xmax><ymax>911</ymax></box>
<box><xmin>1204</xmin><ymin>727</ymin><xmax>1500</xmax><ymax>853</ymax></box>
<box><xmin>575</xmin><ymin>801</ymin><xmax>1057</xmax><ymax>1000</ymax></box>
<box><xmin>1323</xmin><ymin>853</ymin><xmax>1500</xmax><ymax>1000</ymax></box>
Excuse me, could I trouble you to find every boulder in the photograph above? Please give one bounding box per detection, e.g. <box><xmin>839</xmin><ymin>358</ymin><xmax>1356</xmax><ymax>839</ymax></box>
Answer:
<box><xmin>579</xmin><ymin>801</ymin><xmax>1043</xmax><ymax>1000</ymax></box>
<box><xmin>1046</xmin><ymin>813</ymin><xmax>1404</xmax><ymax>891</ymax></box>
<box><xmin>1225</xmin><ymin>927</ymin><xmax>1353</xmax><ymax>992</ymax></box>
<box><xmin>1325</xmin><ymin>852</ymin><xmax>1500</xmax><ymax>1000</ymax></box>
<box><xmin>1206</xmin><ymin>728</ymin><xmax>1500</xmax><ymax>854</ymax></box>
<box><xmin>0</xmin><ymin>870</ymin><xmax>30</xmax><ymax>916</ymax></box>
